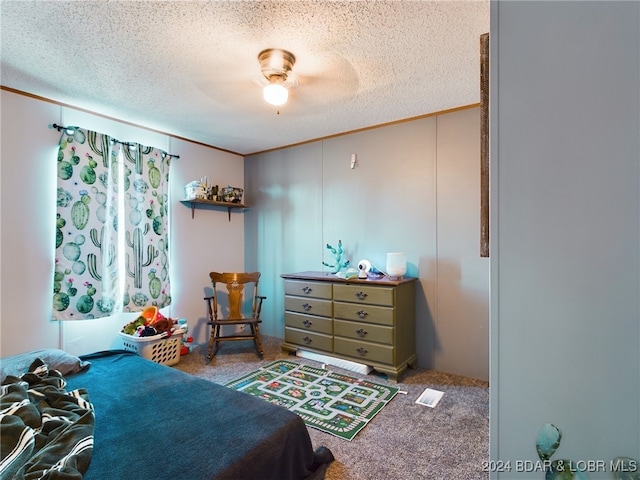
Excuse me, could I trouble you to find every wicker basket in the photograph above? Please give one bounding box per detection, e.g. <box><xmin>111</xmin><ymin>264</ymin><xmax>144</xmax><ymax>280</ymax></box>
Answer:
<box><xmin>119</xmin><ymin>331</ymin><xmax>184</xmax><ymax>366</ymax></box>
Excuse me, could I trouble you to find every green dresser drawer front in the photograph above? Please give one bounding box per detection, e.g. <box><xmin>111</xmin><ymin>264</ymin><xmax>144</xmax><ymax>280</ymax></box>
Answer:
<box><xmin>285</xmin><ymin>312</ymin><xmax>333</xmax><ymax>334</ymax></box>
<box><xmin>334</xmin><ymin>337</ymin><xmax>393</xmax><ymax>365</ymax></box>
<box><xmin>334</xmin><ymin>319</ymin><xmax>393</xmax><ymax>345</ymax></box>
<box><xmin>333</xmin><ymin>284</ymin><xmax>394</xmax><ymax>306</ymax></box>
<box><xmin>285</xmin><ymin>297</ymin><xmax>333</xmax><ymax>317</ymax></box>
<box><xmin>333</xmin><ymin>302</ymin><xmax>394</xmax><ymax>326</ymax></box>
<box><xmin>284</xmin><ymin>280</ymin><xmax>332</xmax><ymax>300</ymax></box>
<box><xmin>285</xmin><ymin>327</ymin><xmax>333</xmax><ymax>352</ymax></box>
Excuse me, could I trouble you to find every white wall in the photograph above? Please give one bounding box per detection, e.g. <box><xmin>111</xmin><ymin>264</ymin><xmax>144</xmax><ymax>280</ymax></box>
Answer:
<box><xmin>490</xmin><ymin>1</ymin><xmax>640</xmax><ymax>477</ymax></box>
<box><xmin>437</xmin><ymin>110</ymin><xmax>490</xmax><ymax>380</ymax></box>
<box><xmin>0</xmin><ymin>90</ymin><xmax>245</xmax><ymax>356</ymax></box>
<box><xmin>245</xmin><ymin>107</ymin><xmax>490</xmax><ymax>380</ymax></box>
<box><xmin>0</xmin><ymin>92</ymin><xmax>61</xmax><ymax>355</ymax></box>
<box><xmin>243</xmin><ymin>141</ymin><xmax>324</xmax><ymax>341</ymax></box>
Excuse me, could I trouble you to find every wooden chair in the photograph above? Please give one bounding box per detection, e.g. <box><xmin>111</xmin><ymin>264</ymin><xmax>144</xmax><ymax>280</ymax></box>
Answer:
<box><xmin>205</xmin><ymin>272</ymin><xmax>266</xmax><ymax>360</ymax></box>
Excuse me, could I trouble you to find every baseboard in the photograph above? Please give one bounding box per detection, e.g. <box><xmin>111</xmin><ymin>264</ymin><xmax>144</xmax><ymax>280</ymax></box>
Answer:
<box><xmin>296</xmin><ymin>350</ymin><xmax>373</xmax><ymax>375</ymax></box>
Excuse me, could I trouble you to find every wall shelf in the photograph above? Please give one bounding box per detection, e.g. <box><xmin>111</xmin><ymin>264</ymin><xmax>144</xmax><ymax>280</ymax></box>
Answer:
<box><xmin>180</xmin><ymin>199</ymin><xmax>247</xmax><ymax>221</ymax></box>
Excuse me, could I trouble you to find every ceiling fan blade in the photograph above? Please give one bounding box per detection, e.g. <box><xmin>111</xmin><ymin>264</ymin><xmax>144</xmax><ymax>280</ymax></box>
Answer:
<box><xmin>193</xmin><ymin>50</ymin><xmax>360</xmax><ymax>114</ymax></box>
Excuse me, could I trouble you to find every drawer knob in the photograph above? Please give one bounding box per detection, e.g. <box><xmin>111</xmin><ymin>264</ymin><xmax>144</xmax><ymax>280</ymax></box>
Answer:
<box><xmin>355</xmin><ymin>328</ymin><xmax>368</xmax><ymax>338</ymax></box>
<box><xmin>356</xmin><ymin>310</ymin><xmax>369</xmax><ymax>319</ymax></box>
<box><xmin>303</xmin><ymin>319</ymin><xmax>313</xmax><ymax>328</ymax></box>
<box><xmin>355</xmin><ymin>291</ymin><xmax>368</xmax><ymax>300</ymax></box>
<box><xmin>302</xmin><ymin>303</ymin><xmax>312</xmax><ymax>311</ymax></box>
<box><xmin>356</xmin><ymin>347</ymin><xmax>368</xmax><ymax>357</ymax></box>
<box><xmin>302</xmin><ymin>286</ymin><xmax>312</xmax><ymax>294</ymax></box>
<box><xmin>303</xmin><ymin>336</ymin><xmax>313</xmax><ymax>345</ymax></box>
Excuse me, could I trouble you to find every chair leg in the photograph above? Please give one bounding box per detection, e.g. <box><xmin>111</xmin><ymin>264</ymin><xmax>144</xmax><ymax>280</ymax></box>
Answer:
<box><xmin>207</xmin><ymin>328</ymin><xmax>215</xmax><ymax>361</ymax></box>
<box><xmin>207</xmin><ymin>325</ymin><xmax>221</xmax><ymax>361</ymax></box>
<box><xmin>253</xmin><ymin>323</ymin><xmax>264</xmax><ymax>358</ymax></box>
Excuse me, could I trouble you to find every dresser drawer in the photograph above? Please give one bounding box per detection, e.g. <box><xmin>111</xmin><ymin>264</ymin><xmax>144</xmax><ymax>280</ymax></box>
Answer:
<box><xmin>285</xmin><ymin>327</ymin><xmax>333</xmax><ymax>352</ymax></box>
<box><xmin>333</xmin><ymin>284</ymin><xmax>394</xmax><ymax>307</ymax></box>
<box><xmin>285</xmin><ymin>296</ymin><xmax>332</xmax><ymax>317</ymax></box>
<box><xmin>334</xmin><ymin>319</ymin><xmax>393</xmax><ymax>345</ymax></box>
<box><xmin>284</xmin><ymin>280</ymin><xmax>332</xmax><ymax>300</ymax></box>
<box><xmin>285</xmin><ymin>312</ymin><xmax>333</xmax><ymax>334</ymax></box>
<box><xmin>333</xmin><ymin>302</ymin><xmax>394</xmax><ymax>326</ymax></box>
<box><xmin>334</xmin><ymin>337</ymin><xmax>393</xmax><ymax>365</ymax></box>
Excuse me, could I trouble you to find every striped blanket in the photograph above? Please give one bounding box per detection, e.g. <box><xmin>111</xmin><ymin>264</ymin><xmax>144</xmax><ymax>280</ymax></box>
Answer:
<box><xmin>0</xmin><ymin>359</ymin><xmax>94</xmax><ymax>479</ymax></box>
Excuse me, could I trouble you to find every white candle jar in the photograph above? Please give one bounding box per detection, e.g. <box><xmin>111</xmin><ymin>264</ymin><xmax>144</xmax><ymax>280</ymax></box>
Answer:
<box><xmin>386</xmin><ymin>252</ymin><xmax>407</xmax><ymax>279</ymax></box>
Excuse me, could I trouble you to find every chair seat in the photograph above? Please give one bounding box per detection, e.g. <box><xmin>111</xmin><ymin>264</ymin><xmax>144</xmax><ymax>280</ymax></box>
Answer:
<box><xmin>205</xmin><ymin>272</ymin><xmax>266</xmax><ymax>360</ymax></box>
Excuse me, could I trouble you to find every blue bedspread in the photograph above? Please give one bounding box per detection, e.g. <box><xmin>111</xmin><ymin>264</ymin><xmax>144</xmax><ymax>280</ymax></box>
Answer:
<box><xmin>65</xmin><ymin>351</ymin><xmax>332</xmax><ymax>480</ymax></box>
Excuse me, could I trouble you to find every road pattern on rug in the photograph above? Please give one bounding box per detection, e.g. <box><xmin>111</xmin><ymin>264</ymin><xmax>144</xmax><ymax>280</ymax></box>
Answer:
<box><xmin>226</xmin><ymin>360</ymin><xmax>399</xmax><ymax>441</ymax></box>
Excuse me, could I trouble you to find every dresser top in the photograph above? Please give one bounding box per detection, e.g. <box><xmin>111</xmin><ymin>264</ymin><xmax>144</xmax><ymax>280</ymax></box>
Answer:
<box><xmin>281</xmin><ymin>271</ymin><xmax>416</xmax><ymax>286</ymax></box>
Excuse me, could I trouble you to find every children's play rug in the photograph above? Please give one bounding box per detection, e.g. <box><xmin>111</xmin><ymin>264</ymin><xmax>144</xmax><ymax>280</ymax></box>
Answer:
<box><xmin>225</xmin><ymin>360</ymin><xmax>399</xmax><ymax>441</ymax></box>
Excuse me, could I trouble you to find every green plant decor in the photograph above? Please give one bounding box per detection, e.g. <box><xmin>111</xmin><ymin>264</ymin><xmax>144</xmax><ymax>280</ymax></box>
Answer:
<box><xmin>535</xmin><ymin>423</ymin><xmax>639</xmax><ymax>480</ymax></box>
<box><xmin>322</xmin><ymin>240</ymin><xmax>350</xmax><ymax>274</ymax></box>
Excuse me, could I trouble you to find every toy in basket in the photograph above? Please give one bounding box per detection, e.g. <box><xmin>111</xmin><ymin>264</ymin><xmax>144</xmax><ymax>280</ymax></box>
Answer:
<box><xmin>120</xmin><ymin>306</ymin><xmax>185</xmax><ymax>366</ymax></box>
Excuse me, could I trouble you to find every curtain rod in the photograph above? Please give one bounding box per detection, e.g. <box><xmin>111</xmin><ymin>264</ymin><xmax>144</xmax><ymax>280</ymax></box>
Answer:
<box><xmin>49</xmin><ymin>123</ymin><xmax>180</xmax><ymax>159</ymax></box>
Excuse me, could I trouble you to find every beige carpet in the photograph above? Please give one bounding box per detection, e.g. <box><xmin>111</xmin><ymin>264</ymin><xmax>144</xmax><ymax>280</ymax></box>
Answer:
<box><xmin>175</xmin><ymin>335</ymin><xmax>489</xmax><ymax>480</ymax></box>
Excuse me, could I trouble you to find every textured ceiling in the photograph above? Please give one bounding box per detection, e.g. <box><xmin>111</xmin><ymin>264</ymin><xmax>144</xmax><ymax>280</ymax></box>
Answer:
<box><xmin>0</xmin><ymin>1</ymin><xmax>489</xmax><ymax>155</ymax></box>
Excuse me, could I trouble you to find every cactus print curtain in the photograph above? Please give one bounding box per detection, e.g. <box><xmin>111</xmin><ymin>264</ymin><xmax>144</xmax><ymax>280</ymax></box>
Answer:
<box><xmin>53</xmin><ymin>127</ymin><xmax>171</xmax><ymax>320</ymax></box>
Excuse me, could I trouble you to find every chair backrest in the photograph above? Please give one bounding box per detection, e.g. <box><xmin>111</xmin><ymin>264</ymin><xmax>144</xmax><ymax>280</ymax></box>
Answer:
<box><xmin>209</xmin><ymin>272</ymin><xmax>261</xmax><ymax>320</ymax></box>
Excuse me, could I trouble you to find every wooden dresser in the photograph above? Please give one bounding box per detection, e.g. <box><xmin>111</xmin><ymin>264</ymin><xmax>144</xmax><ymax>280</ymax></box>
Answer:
<box><xmin>281</xmin><ymin>271</ymin><xmax>417</xmax><ymax>381</ymax></box>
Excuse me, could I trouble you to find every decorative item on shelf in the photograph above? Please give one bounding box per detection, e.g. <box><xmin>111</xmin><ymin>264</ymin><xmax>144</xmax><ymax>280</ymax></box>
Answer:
<box><xmin>184</xmin><ymin>179</ymin><xmax>208</xmax><ymax>200</ymax></box>
<box><xmin>207</xmin><ymin>184</ymin><xmax>219</xmax><ymax>201</ymax></box>
<box><xmin>322</xmin><ymin>239</ymin><xmax>350</xmax><ymax>274</ymax></box>
<box><xmin>221</xmin><ymin>186</ymin><xmax>244</xmax><ymax>204</ymax></box>
<box><xmin>386</xmin><ymin>252</ymin><xmax>407</xmax><ymax>280</ymax></box>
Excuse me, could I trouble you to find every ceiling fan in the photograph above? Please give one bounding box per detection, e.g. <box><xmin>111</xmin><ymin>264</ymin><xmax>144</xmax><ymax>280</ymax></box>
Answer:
<box><xmin>257</xmin><ymin>48</ymin><xmax>298</xmax><ymax>107</ymax></box>
<box><xmin>194</xmin><ymin>47</ymin><xmax>359</xmax><ymax>114</ymax></box>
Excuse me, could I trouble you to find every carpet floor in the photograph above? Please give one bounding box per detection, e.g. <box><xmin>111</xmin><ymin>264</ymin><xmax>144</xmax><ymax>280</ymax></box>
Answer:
<box><xmin>174</xmin><ymin>335</ymin><xmax>489</xmax><ymax>480</ymax></box>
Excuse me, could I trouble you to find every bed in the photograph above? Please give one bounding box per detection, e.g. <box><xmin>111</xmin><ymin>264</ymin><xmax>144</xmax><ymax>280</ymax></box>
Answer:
<box><xmin>0</xmin><ymin>349</ymin><xmax>333</xmax><ymax>480</ymax></box>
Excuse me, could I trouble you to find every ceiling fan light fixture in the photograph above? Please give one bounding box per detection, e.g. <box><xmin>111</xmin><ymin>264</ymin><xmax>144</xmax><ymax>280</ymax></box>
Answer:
<box><xmin>258</xmin><ymin>49</ymin><xmax>296</xmax><ymax>78</ymax></box>
<box><xmin>259</xmin><ymin>48</ymin><xmax>296</xmax><ymax>107</ymax></box>
<box><xmin>263</xmin><ymin>80</ymin><xmax>289</xmax><ymax>106</ymax></box>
